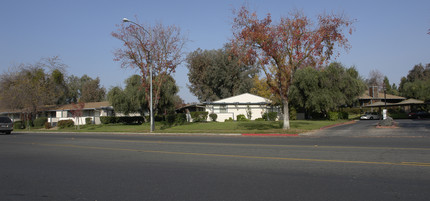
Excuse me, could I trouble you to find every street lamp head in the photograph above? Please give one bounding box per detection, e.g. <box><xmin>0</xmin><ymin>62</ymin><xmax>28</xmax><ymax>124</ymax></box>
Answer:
<box><xmin>122</xmin><ymin>18</ymin><xmax>130</xmax><ymax>23</ymax></box>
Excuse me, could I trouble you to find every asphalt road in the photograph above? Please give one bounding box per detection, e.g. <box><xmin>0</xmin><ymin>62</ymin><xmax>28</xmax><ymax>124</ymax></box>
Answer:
<box><xmin>1</xmin><ymin>123</ymin><xmax>430</xmax><ymax>201</ymax></box>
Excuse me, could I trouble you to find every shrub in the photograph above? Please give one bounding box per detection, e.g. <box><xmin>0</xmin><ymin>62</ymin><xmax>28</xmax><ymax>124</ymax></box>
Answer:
<box><xmin>339</xmin><ymin>112</ymin><xmax>348</xmax><ymax>120</ymax></box>
<box><xmin>262</xmin><ymin>112</ymin><xmax>278</xmax><ymax>121</ymax></box>
<box><xmin>191</xmin><ymin>111</ymin><xmax>208</xmax><ymax>122</ymax></box>
<box><xmin>328</xmin><ymin>111</ymin><xmax>339</xmax><ymax>121</ymax></box>
<box><xmin>237</xmin><ymin>114</ymin><xmax>248</xmax><ymax>121</ymax></box>
<box><xmin>224</xmin><ymin>117</ymin><xmax>234</xmax><ymax>122</ymax></box>
<box><xmin>13</xmin><ymin>121</ymin><xmax>25</xmax><ymax>129</ymax></box>
<box><xmin>118</xmin><ymin>116</ymin><xmax>144</xmax><ymax>124</ymax></box>
<box><xmin>44</xmin><ymin>122</ymin><xmax>51</xmax><ymax>129</ymax></box>
<box><xmin>85</xmin><ymin>118</ymin><xmax>93</xmax><ymax>125</ymax></box>
<box><xmin>209</xmin><ymin>113</ymin><xmax>217</xmax><ymax>122</ymax></box>
<box><xmin>100</xmin><ymin>116</ymin><xmax>118</xmax><ymax>124</ymax></box>
<box><xmin>154</xmin><ymin>115</ymin><xmax>165</xmax><ymax>122</ymax></box>
<box><xmin>255</xmin><ymin>118</ymin><xmax>264</xmax><ymax>121</ymax></box>
<box><xmin>101</xmin><ymin>116</ymin><xmax>144</xmax><ymax>124</ymax></box>
<box><xmin>175</xmin><ymin>113</ymin><xmax>187</xmax><ymax>125</ymax></box>
<box><xmin>58</xmin><ymin>120</ymin><xmax>74</xmax><ymax>129</ymax></box>
<box><xmin>289</xmin><ymin>108</ymin><xmax>297</xmax><ymax>120</ymax></box>
<box><xmin>166</xmin><ymin>114</ymin><xmax>176</xmax><ymax>125</ymax></box>
<box><xmin>33</xmin><ymin>117</ymin><xmax>48</xmax><ymax>128</ymax></box>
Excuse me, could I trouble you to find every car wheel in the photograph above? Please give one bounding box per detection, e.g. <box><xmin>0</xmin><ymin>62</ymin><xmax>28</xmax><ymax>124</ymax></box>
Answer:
<box><xmin>370</xmin><ymin>117</ymin><xmax>373</xmax><ymax>120</ymax></box>
<box><xmin>5</xmin><ymin>131</ymin><xmax>11</xmax><ymax>134</ymax></box>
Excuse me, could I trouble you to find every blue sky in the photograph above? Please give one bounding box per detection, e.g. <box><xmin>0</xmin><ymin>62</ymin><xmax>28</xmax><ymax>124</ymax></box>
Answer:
<box><xmin>1</xmin><ymin>0</ymin><xmax>429</xmax><ymax>103</ymax></box>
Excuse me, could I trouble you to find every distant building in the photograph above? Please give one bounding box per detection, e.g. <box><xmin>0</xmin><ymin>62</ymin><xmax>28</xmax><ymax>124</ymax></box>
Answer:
<box><xmin>358</xmin><ymin>87</ymin><xmax>406</xmax><ymax>107</ymax></box>
<box><xmin>0</xmin><ymin>101</ymin><xmax>114</xmax><ymax>126</ymax></box>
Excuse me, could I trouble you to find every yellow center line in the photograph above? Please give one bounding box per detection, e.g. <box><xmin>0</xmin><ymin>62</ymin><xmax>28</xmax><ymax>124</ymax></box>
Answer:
<box><xmin>98</xmin><ymin>139</ymin><xmax>430</xmax><ymax>151</ymax></box>
<box><xmin>21</xmin><ymin>142</ymin><xmax>430</xmax><ymax>167</ymax></box>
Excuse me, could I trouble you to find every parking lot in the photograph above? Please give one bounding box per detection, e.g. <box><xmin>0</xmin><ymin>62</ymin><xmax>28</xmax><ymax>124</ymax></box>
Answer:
<box><xmin>305</xmin><ymin>119</ymin><xmax>430</xmax><ymax>137</ymax></box>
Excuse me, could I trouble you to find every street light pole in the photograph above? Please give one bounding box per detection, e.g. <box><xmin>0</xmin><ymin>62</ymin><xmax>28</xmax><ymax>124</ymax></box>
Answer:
<box><xmin>122</xmin><ymin>18</ymin><xmax>154</xmax><ymax>132</ymax></box>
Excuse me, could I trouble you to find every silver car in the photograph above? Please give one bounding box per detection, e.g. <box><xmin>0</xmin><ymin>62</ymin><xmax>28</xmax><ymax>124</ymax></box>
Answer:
<box><xmin>0</xmin><ymin>116</ymin><xmax>13</xmax><ymax>134</ymax></box>
<box><xmin>360</xmin><ymin>112</ymin><xmax>381</xmax><ymax>120</ymax></box>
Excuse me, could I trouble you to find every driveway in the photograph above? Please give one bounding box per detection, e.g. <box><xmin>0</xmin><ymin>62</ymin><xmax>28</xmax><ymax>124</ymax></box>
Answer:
<box><xmin>304</xmin><ymin>119</ymin><xmax>430</xmax><ymax>137</ymax></box>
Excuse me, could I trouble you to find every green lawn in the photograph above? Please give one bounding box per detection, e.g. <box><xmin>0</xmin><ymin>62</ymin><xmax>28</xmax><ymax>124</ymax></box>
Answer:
<box><xmin>19</xmin><ymin>120</ymin><xmax>350</xmax><ymax>134</ymax></box>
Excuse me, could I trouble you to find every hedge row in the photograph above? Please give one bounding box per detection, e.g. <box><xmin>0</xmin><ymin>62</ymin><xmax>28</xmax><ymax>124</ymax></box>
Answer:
<box><xmin>165</xmin><ymin>113</ymin><xmax>187</xmax><ymax>126</ymax></box>
<box><xmin>190</xmin><ymin>111</ymin><xmax>208</xmax><ymax>122</ymax></box>
<box><xmin>262</xmin><ymin>112</ymin><xmax>278</xmax><ymax>121</ymax></box>
<box><xmin>13</xmin><ymin>118</ymin><xmax>47</xmax><ymax>129</ymax></box>
<box><xmin>58</xmin><ymin>120</ymin><xmax>74</xmax><ymax>128</ymax></box>
<box><xmin>33</xmin><ymin>117</ymin><xmax>48</xmax><ymax>128</ymax></box>
<box><xmin>100</xmin><ymin>116</ymin><xmax>144</xmax><ymax>125</ymax></box>
<box><xmin>13</xmin><ymin>121</ymin><xmax>25</xmax><ymax>129</ymax></box>
<box><xmin>328</xmin><ymin>111</ymin><xmax>349</xmax><ymax>121</ymax></box>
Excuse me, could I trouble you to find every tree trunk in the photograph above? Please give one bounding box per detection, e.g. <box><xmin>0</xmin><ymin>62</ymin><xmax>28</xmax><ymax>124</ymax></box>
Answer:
<box><xmin>282</xmin><ymin>99</ymin><xmax>290</xmax><ymax>130</ymax></box>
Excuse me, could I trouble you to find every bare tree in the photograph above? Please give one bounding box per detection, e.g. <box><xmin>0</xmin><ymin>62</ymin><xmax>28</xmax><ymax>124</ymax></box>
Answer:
<box><xmin>112</xmin><ymin>19</ymin><xmax>188</xmax><ymax>118</ymax></box>
<box><xmin>0</xmin><ymin>57</ymin><xmax>67</xmax><ymax>120</ymax></box>
<box><xmin>367</xmin><ymin>69</ymin><xmax>384</xmax><ymax>88</ymax></box>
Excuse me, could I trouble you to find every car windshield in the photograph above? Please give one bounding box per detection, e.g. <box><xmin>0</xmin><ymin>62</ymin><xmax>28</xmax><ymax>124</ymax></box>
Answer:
<box><xmin>0</xmin><ymin>117</ymin><xmax>12</xmax><ymax>123</ymax></box>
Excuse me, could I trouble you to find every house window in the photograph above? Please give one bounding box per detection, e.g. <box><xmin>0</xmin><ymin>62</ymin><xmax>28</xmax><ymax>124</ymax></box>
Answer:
<box><xmin>219</xmin><ymin>105</ymin><xmax>228</xmax><ymax>113</ymax></box>
<box><xmin>49</xmin><ymin>111</ymin><xmax>56</xmax><ymax>118</ymax></box>
<box><xmin>83</xmin><ymin>110</ymin><xmax>94</xmax><ymax>117</ymax></box>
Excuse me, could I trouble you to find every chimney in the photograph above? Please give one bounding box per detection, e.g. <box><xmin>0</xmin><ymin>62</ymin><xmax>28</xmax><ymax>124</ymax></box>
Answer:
<box><xmin>369</xmin><ymin>86</ymin><xmax>379</xmax><ymax>98</ymax></box>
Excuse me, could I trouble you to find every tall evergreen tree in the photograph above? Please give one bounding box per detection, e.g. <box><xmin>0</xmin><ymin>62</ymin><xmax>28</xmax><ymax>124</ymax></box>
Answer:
<box><xmin>186</xmin><ymin>45</ymin><xmax>257</xmax><ymax>102</ymax></box>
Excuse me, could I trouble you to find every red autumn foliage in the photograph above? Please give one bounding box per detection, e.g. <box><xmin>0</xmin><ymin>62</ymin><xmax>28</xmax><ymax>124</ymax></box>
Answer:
<box><xmin>231</xmin><ymin>6</ymin><xmax>354</xmax><ymax>129</ymax></box>
<box><xmin>71</xmin><ymin>101</ymin><xmax>85</xmax><ymax>118</ymax></box>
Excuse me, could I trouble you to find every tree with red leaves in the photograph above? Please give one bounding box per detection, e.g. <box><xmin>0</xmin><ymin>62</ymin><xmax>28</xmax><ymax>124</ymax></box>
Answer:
<box><xmin>231</xmin><ymin>6</ymin><xmax>354</xmax><ymax>129</ymax></box>
<box><xmin>71</xmin><ymin>101</ymin><xmax>85</xmax><ymax>129</ymax></box>
<box><xmin>112</xmin><ymin>19</ymin><xmax>187</xmax><ymax>118</ymax></box>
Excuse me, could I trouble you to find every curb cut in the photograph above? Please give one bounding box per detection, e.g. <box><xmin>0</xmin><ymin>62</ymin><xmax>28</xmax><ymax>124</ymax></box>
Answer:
<box><xmin>319</xmin><ymin>120</ymin><xmax>357</xmax><ymax>130</ymax></box>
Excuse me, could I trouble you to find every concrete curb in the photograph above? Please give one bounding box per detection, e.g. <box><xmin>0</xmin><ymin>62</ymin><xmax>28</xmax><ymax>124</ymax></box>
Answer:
<box><xmin>15</xmin><ymin>131</ymin><xmax>242</xmax><ymax>136</ymax></box>
<box><xmin>242</xmin><ymin>133</ymin><xmax>299</xmax><ymax>136</ymax></box>
<box><xmin>16</xmin><ymin>121</ymin><xmax>357</xmax><ymax>137</ymax></box>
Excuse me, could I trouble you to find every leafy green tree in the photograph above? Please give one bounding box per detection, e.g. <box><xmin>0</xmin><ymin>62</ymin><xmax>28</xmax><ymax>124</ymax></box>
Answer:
<box><xmin>289</xmin><ymin>63</ymin><xmax>366</xmax><ymax>117</ymax></box>
<box><xmin>65</xmin><ymin>74</ymin><xmax>106</xmax><ymax>103</ymax></box>
<box><xmin>383</xmin><ymin>76</ymin><xmax>399</xmax><ymax>95</ymax></box>
<box><xmin>157</xmin><ymin>75</ymin><xmax>180</xmax><ymax>114</ymax></box>
<box><xmin>401</xmin><ymin>80</ymin><xmax>430</xmax><ymax>101</ymax></box>
<box><xmin>186</xmin><ymin>45</ymin><xmax>257</xmax><ymax>102</ymax></box>
<box><xmin>108</xmin><ymin>74</ymin><xmax>181</xmax><ymax>116</ymax></box>
<box><xmin>108</xmin><ymin>75</ymin><xmax>147</xmax><ymax>116</ymax></box>
<box><xmin>399</xmin><ymin>63</ymin><xmax>430</xmax><ymax>101</ymax></box>
<box><xmin>80</xmin><ymin>77</ymin><xmax>106</xmax><ymax>102</ymax></box>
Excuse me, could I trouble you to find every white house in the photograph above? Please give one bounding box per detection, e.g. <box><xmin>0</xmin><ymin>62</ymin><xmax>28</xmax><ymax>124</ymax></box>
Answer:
<box><xmin>54</xmin><ymin>101</ymin><xmax>114</xmax><ymax>125</ymax></box>
<box><xmin>204</xmin><ymin>93</ymin><xmax>280</xmax><ymax>122</ymax></box>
